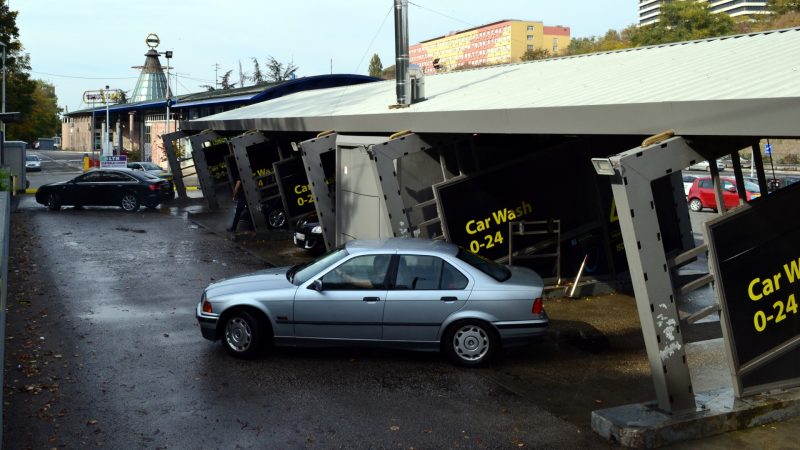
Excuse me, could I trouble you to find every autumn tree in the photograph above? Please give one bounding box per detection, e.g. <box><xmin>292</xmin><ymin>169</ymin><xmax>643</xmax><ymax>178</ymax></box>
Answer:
<box><xmin>520</xmin><ymin>48</ymin><xmax>550</xmax><ymax>61</ymax></box>
<box><xmin>769</xmin><ymin>0</ymin><xmax>800</xmax><ymax>14</ymax></box>
<box><xmin>11</xmin><ymin>80</ymin><xmax>61</xmax><ymax>143</ymax></box>
<box><xmin>0</xmin><ymin>0</ymin><xmax>37</xmax><ymax>142</ymax></box>
<box><xmin>630</xmin><ymin>0</ymin><xmax>735</xmax><ymax>46</ymax></box>
<box><xmin>368</xmin><ymin>54</ymin><xmax>383</xmax><ymax>77</ymax></box>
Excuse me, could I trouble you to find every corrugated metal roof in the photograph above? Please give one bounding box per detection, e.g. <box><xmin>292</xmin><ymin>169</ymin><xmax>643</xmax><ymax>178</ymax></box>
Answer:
<box><xmin>185</xmin><ymin>28</ymin><xmax>800</xmax><ymax>137</ymax></box>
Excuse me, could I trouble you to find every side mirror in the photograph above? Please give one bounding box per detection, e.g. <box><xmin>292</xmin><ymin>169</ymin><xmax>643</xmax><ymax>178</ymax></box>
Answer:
<box><xmin>309</xmin><ymin>279</ymin><xmax>323</xmax><ymax>291</ymax></box>
<box><xmin>726</xmin><ymin>186</ymin><xmax>737</xmax><ymax>193</ymax></box>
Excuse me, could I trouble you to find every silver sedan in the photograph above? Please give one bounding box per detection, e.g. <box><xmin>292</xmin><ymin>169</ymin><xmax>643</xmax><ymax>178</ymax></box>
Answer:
<box><xmin>197</xmin><ymin>238</ymin><xmax>548</xmax><ymax>366</ymax></box>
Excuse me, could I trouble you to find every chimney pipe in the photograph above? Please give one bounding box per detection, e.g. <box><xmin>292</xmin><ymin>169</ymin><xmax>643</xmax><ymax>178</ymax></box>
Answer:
<box><xmin>394</xmin><ymin>0</ymin><xmax>409</xmax><ymax>105</ymax></box>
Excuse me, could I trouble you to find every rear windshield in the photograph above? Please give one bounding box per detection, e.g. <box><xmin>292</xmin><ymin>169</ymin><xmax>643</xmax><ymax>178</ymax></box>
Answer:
<box><xmin>456</xmin><ymin>248</ymin><xmax>511</xmax><ymax>282</ymax></box>
<box><xmin>140</xmin><ymin>162</ymin><xmax>163</xmax><ymax>170</ymax></box>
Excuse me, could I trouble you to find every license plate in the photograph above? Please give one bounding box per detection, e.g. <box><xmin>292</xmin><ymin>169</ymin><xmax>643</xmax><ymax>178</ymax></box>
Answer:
<box><xmin>295</xmin><ymin>232</ymin><xmax>305</xmax><ymax>240</ymax></box>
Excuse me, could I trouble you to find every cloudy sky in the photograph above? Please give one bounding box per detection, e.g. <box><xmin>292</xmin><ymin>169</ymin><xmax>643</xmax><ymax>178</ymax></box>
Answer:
<box><xmin>14</xmin><ymin>0</ymin><xmax>637</xmax><ymax>112</ymax></box>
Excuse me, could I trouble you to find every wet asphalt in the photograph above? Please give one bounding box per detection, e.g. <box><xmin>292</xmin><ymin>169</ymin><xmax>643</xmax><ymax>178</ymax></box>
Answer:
<box><xmin>5</xmin><ymin>192</ymin><xmax>800</xmax><ymax>449</ymax></box>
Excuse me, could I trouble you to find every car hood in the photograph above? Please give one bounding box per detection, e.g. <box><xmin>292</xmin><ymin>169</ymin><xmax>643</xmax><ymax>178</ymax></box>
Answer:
<box><xmin>40</xmin><ymin>180</ymin><xmax>69</xmax><ymax>189</ymax></box>
<box><xmin>204</xmin><ymin>267</ymin><xmax>294</xmax><ymax>298</ymax></box>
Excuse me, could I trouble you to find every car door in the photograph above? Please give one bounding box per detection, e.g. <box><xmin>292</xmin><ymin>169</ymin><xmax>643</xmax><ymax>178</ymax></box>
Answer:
<box><xmin>383</xmin><ymin>254</ymin><xmax>471</xmax><ymax>343</ymax></box>
<box><xmin>697</xmin><ymin>178</ymin><xmax>716</xmax><ymax>208</ymax></box>
<box><xmin>70</xmin><ymin>171</ymin><xmax>106</xmax><ymax>205</ymax></box>
<box><xmin>721</xmin><ymin>179</ymin><xmax>740</xmax><ymax>209</ymax></box>
<box><xmin>293</xmin><ymin>253</ymin><xmax>390</xmax><ymax>341</ymax></box>
<box><xmin>99</xmin><ymin>171</ymin><xmax>140</xmax><ymax>206</ymax></box>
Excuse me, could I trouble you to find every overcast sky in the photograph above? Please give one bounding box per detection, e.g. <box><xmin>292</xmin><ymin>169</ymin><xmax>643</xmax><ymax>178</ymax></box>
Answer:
<box><xmin>14</xmin><ymin>0</ymin><xmax>637</xmax><ymax>112</ymax></box>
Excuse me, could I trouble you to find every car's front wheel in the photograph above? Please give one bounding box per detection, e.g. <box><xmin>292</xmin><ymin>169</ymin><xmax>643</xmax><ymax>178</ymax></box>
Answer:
<box><xmin>223</xmin><ymin>310</ymin><xmax>263</xmax><ymax>359</ymax></box>
<box><xmin>267</xmin><ymin>208</ymin><xmax>286</xmax><ymax>229</ymax></box>
<box><xmin>688</xmin><ymin>197</ymin><xmax>703</xmax><ymax>212</ymax></box>
<box><xmin>443</xmin><ymin>320</ymin><xmax>498</xmax><ymax>367</ymax></box>
<box><xmin>47</xmin><ymin>193</ymin><xmax>61</xmax><ymax>211</ymax></box>
<box><xmin>120</xmin><ymin>192</ymin><xmax>140</xmax><ymax>212</ymax></box>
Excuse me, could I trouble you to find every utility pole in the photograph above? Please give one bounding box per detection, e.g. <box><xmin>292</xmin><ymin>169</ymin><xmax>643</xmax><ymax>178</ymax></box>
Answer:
<box><xmin>213</xmin><ymin>63</ymin><xmax>220</xmax><ymax>89</ymax></box>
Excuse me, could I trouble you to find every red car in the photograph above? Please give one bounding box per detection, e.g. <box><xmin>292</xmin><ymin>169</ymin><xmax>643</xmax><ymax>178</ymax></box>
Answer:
<box><xmin>687</xmin><ymin>176</ymin><xmax>760</xmax><ymax>212</ymax></box>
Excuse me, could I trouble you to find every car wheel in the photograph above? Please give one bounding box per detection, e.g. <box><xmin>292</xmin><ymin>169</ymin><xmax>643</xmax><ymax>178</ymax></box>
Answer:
<box><xmin>47</xmin><ymin>193</ymin><xmax>61</xmax><ymax>211</ymax></box>
<box><xmin>688</xmin><ymin>198</ymin><xmax>703</xmax><ymax>212</ymax></box>
<box><xmin>443</xmin><ymin>320</ymin><xmax>498</xmax><ymax>367</ymax></box>
<box><xmin>223</xmin><ymin>310</ymin><xmax>263</xmax><ymax>359</ymax></box>
<box><xmin>120</xmin><ymin>192</ymin><xmax>140</xmax><ymax>212</ymax></box>
<box><xmin>145</xmin><ymin>203</ymin><xmax>158</xmax><ymax>210</ymax></box>
<box><xmin>267</xmin><ymin>208</ymin><xmax>286</xmax><ymax>229</ymax></box>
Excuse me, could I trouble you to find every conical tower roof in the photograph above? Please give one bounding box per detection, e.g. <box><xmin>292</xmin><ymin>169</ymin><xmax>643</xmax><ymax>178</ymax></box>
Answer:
<box><xmin>130</xmin><ymin>49</ymin><xmax>171</xmax><ymax>103</ymax></box>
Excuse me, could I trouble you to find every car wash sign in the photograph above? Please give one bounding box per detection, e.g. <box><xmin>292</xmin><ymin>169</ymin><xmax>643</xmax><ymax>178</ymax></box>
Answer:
<box><xmin>100</xmin><ymin>155</ymin><xmax>127</xmax><ymax>169</ymax></box>
<box><xmin>706</xmin><ymin>182</ymin><xmax>800</xmax><ymax>397</ymax></box>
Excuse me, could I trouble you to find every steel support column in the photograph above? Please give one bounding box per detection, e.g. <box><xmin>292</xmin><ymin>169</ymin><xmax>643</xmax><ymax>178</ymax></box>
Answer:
<box><xmin>229</xmin><ymin>131</ymin><xmax>269</xmax><ymax>231</ymax></box>
<box><xmin>188</xmin><ymin>130</ymin><xmax>225</xmax><ymax>210</ymax></box>
<box><xmin>162</xmin><ymin>130</ymin><xmax>192</xmax><ymax>200</ymax></box>
<box><xmin>369</xmin><ymin>132</ymin><xmax>433</xmax><ymax>237</ymax></box>
<box><xmin>298</xmin><ymin>133</ymin><xmax>338</xmax><ymax>250</ymax></box>
<box><xmin>596</xmin><ymin>136</ymin><xmax>707</xmax><ymax>413</ymax></box>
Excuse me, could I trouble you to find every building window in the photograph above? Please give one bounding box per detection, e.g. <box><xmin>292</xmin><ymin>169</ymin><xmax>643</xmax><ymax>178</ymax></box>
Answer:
<box><xmin>552</xmin><ymin>38</ymin><xmax>559</xmax><ymax>53</ymax></box>
<box><xmin>527</xmin><ymin>25</ymin><xmax>534</xmax><ymax>31</ymax></box>
<box><xmin>527</xmin><ymin>35</ymin><xmax>534</xmax><ymax>41</ymax></box>
<box><xmin>527</xmin><ymin>45</ymin><xmax>534</xmax><ymax>50</ymax></box>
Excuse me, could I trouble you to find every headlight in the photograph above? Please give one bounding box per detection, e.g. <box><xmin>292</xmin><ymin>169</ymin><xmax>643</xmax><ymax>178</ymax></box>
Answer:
<box><xmin>312</xmin><ymin>225</ymin><xmax>322</xmax><ymax>234</ymax></box>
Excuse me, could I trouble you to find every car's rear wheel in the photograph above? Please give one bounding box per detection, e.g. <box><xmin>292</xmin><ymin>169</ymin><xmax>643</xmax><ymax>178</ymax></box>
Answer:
<box><xmin>223</xmin><ymin>310</ymin><xmax>263</xmax><ymax>359</ymax></box>
<box><xmin>145</xmin><ymin>202</ymin><xmax>158</xmax><ymax>210</ymax></box>
<box><xmin>120</xmin><ymin>192</ymin><xmax>140</xmax><ymax>212</ymax></box>
<box><xmin>688</xmin><ymin>198</ymin><xmax>703</xmax><ymax>212</ymax></box>
<box><xmin>47</xmin><ymin>193</ymin><xmax>61</xmax><ymax>211</ymax></box>
<box><xmin>443</xmin><ymin>320</ymin><xmax>498</xmax><ymax>367</ymax></box>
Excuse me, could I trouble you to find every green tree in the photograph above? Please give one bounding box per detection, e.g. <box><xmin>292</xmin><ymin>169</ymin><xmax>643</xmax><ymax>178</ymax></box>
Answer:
<box><xmin>0</xmin><ymin>1</ymin><xmax>36</xmax><ymax>142</ymax></box>
<box><xmin>11</xmin><ymin>80</ymin><xmax>60</xmax><ymax>143</ymax></box>
<box><xmin>251</xmin><ymin>57</ymin><xmax>264</xmax><ymax>84</ymax></box>
<box><xmin>220</xmin><ymin>70</ymin><xmax>235</xmax><ymax>89</ymax></box>
<box><xmin>630</xmin><ymin>0</ymin><xmax>735</xmax><ymax>46</ymax></box>
<box><xmin>265</xmin><ymin>56</ymin><xmax>298</xmax><ymax>82</ymax></box>
<box><xmin>368</xmin><ymin>53</ymin><xmax>383</xmax><ymax>77</ymax></box>
<box><xmin>769</xmin><ymin>0</ymin><xmax>800</xmax><ymax>14</ymax></box>
<box><xmin>520</xmin><ymin>48</ymin><xmax>550</xmax><ymax>61</ymax></box>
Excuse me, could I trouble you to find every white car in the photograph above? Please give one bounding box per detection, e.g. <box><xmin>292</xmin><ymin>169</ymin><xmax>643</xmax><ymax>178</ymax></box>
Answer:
<box><xmin>25</xmin><ymin>154</ymin><xmax>42</xmax><ymax>171</ymax></box>
<box><xmin>687</xmin><ymin>159</ymin><xmax>725</xmax><ymax>171</ymax></box>
<box><xmin>682</xmin><ymin>174</ymin><xmax>697</xmax><ymax>197</ymax></box>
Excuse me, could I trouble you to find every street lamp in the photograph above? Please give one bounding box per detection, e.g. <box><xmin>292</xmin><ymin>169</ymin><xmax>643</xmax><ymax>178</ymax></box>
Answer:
<box><xmin>104</xmin><ymin>85</ymin><xmax>110</xmax><ymax>156</ymax></box>
<box><xmin>162</xmin><ymin>50</ymin><xmax>172</xmax><ymax>163</ymax></box>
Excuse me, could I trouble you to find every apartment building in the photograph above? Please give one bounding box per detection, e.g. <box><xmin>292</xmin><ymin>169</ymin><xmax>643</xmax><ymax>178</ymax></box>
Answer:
<box><xmin>409</xmin><ymin>20</ymin><xmax>570</xmax><ymax>74</ymax></box>
<box><xmin>639</xmin><ymin>1</ymin><xmax>769</xmax><ymax>26</ymax></box>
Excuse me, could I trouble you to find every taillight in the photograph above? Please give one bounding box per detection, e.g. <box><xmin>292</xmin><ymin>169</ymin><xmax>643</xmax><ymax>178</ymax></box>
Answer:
<box><xmin>532</xmin><ymin>297</ymin><xmax>543</xmax><ymax>315</ymax></box>
<box><xmin>148</xmin><ymin>183</ymin><xmax>160</xmax><ymax>191</ymax></box>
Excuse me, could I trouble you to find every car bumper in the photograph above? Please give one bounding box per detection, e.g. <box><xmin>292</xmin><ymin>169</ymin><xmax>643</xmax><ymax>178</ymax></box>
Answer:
<box><xmin>293</xmin><ymin>232</ymin><xmax>322</xmax><ymax>250</ymax></box>
<box><xmin>494</xmin><ymin>317</ymin><xmax>549</xmax><ymax>347</ymax></box>
<box><xmin>196</xmin><ymin>303</ymin><xmax>219</xmax><ymax>341</ymax></box>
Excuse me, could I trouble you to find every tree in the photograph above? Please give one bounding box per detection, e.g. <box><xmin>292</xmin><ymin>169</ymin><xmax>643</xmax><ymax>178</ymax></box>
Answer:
<box><xmin>220</xmin><ymin>70</ymin><xmax>235</xmax><ymax>89</ymax></box>
<box><xmin>0</xmin><ymin>1</ymin><xmax>37</xmax><ymax>142</ymax></box>
<box><xmin>520</xmin><ymin>48</ymin><xmax>550</xmax><ymax>61</ymax></box>
<box><xmin>630</xmin><ymin>0</ymin><xmax>735</xmax><ymax>46</ymax></box>
<box><xmin>238</xmin><ymin>60</ymin><xmax>247</xmax><ymax>89</ymax></box>
<box><xmin>10</xmin><ymin>80</ymin><xmax>61</xmax><ymax>143</ymax></box>
<box><xmin>265</xmin><ymin>56</ymin><xmax>298</xmax><ymax>82</ymax></box>
<box><xmin>769</xmin><ymin>0</ymin><xmax>800</xmax><ymax>14</ymax></box>
<box><xmin>380</xmin><ymin>65</ymin><xmax>396</xmax><ymax>80</ymax></box>
<box><xmin>368</xmin><ymin>54</ymin><xmax>383</xmax><ymax>77</ymax></box>
<box><xmin>251</xmin><ymin>57</ymin><xmax>264</xmax><ymax>84</ymax></box>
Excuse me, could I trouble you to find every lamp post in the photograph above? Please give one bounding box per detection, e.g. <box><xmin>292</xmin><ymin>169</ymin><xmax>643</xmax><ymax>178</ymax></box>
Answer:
<box><xmin>104</xmin><ymin>85</ymin><xmax>110</xmax><ymax>156</ymax></box>
<box><xmin>163</xmin><ymin>50</ymin><xmax>172</xmax><ymax>163</ymax></box>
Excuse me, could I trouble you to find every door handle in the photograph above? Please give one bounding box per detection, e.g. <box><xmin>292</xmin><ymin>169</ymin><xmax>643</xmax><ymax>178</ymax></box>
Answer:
<box><xmin>440</xmin><ymin>296</ymin><xmax>458</xmax><ymax>302</ymax></box>
<box><xmin>363</xmin><ymin>297</ymin><xmax>381</xmax><ymax>302</ymax></box>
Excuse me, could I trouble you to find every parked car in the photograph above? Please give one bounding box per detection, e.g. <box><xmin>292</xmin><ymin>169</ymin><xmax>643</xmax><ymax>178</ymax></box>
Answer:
<box><xmin>127</xmin><ymin>161</ymin><xmax>174</xmax><ymax>197</ymax></box>
<box><xmin>35</xmin><ymin>168</ymin><xmax>173</xmax><ymax>212</ymax></box>
<box><xmin>196</xmin><ymin>238</ymin><xmax>548</xmax><ymax>366</ymax></box>
<box><xmin>682</xmin><ymin>174</ymin><xmax>697</xmax><ymax>197</ymax></box>
<box><xmin>719</xmin><ymin>154</ymin><xmax>751</xmax><ymax>169</ymax></box>
<box><xmin>293</xmin><ymin>213</ymin><xmax>324</xmax><ymax>253</ymax></box>
<box><xmin>25</xmin><ymin>154</ymin><xmax>42</xmax><ymax>172</ymax></box>
<box><xmin>686</xmin><ymin>159</ymin><xmax>725</xmax><ymax>172</ymax></box>
<box><xmin>687</xmin><ymin>176</ymin><xmax>760</xmax><ymax>212</ymax></box>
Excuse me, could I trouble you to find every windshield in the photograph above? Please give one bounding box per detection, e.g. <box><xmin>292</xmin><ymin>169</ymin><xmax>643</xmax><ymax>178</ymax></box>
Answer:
<box><xmin>744</xmin><ymin>181</ymin><xmax>760</xmax><ymax>193</ymax></box>
<box><xmin>289</xmin><ymin>247</ymin><xmax>349</xmax><ymax>285</ymax></box>
<box><xmin>140</xmin><ymin>162</ymin><xmax>163</xmax><ymax>171</ymax></box>
<box><xmin>26</xmin><ymin>155</ymin><xmax>39</xmax><ymax>161</ymax></box>
<box><xmin>456</xmin><ymin>248</ymin><xmax>511</xmax><ymax>282</ymax></box>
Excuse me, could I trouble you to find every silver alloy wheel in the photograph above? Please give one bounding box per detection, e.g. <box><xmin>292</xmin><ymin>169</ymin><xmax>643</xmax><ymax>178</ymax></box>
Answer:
<box><xmin>688</xmin><ymin>198</ymin><xmax>702</xmax><ymax>212</ymax></box>
<box><xmin>225</xmin><ymin>317</ymin><xmax>252</xmax><ymax>353</ymax></box>
<box><xmin>452</xmin><ymin>324</ymin><xmax>489</xmax><ymax>362</ymax></box>
<box><xmin>47</xmin><ymin>193</ymin><xmax>60</xmax><ymax>210</ymax></box>
<box><xmin>121</xmin><ymin>193</ymin><xmax>139</xmax><ymax>212</ymax></box>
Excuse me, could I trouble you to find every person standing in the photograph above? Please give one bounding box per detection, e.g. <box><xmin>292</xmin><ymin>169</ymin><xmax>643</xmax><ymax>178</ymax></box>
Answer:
<box><xmin>228</xmin><ymin>179</ymin><xmax>247</xmax><ymax>233</ymax></box>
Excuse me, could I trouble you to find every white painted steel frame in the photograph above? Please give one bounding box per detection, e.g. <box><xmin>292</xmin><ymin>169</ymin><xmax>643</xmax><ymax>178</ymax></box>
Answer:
<box><xmin>229</xmin><ymin>131</ymin><xmax>270</xmax><ymax>232</ymax></box>
<box><xmin>298</xmin><ymin>133</ymin><xmax>338</xmax><ymax>250</ymax></box>
<box><xmin>188</xmin><ymin>130</ymin><xmax>226</xmax><ymax>210</ymax></box>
